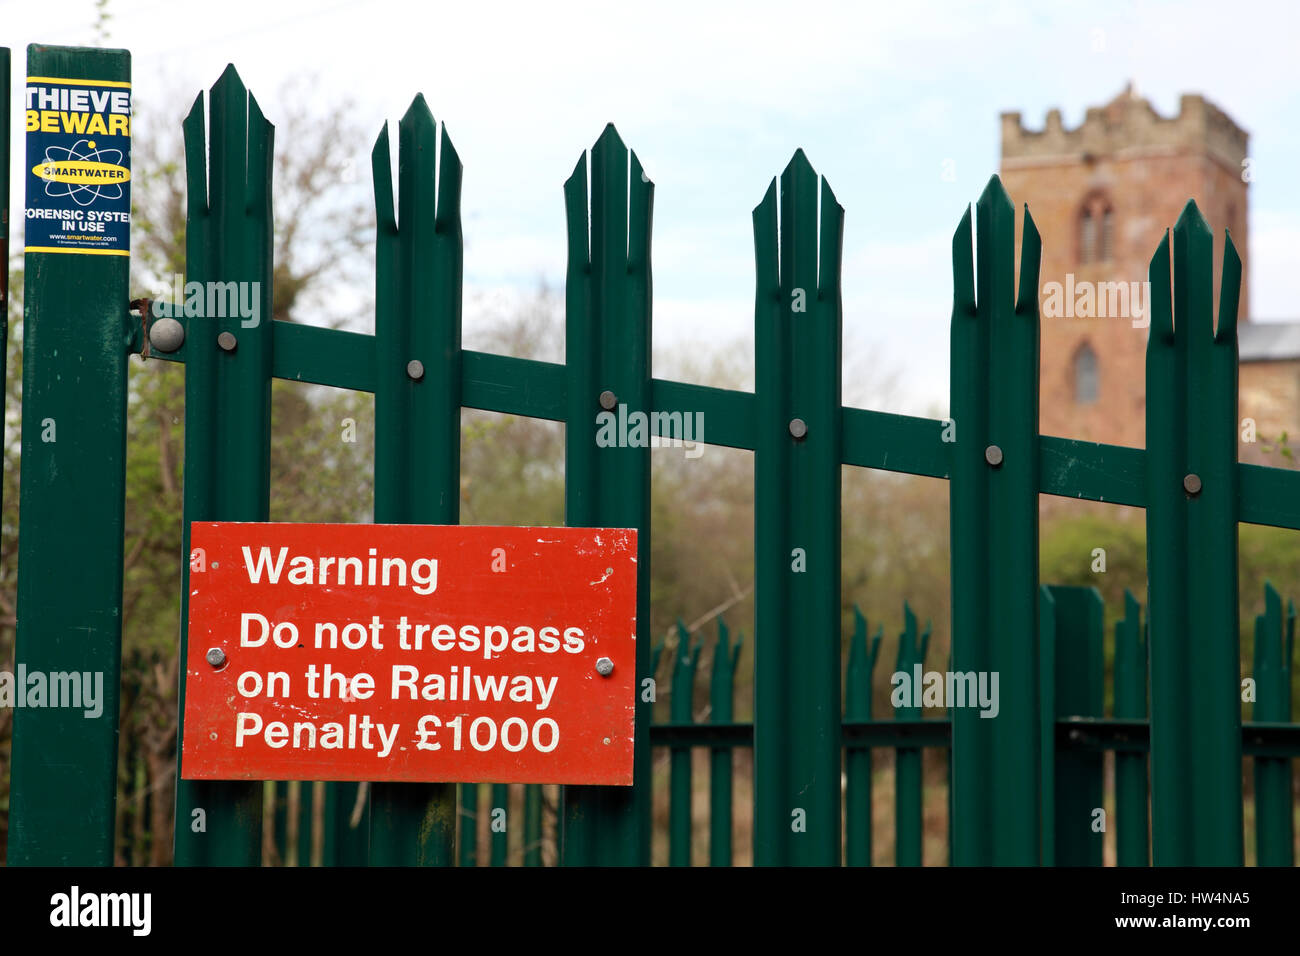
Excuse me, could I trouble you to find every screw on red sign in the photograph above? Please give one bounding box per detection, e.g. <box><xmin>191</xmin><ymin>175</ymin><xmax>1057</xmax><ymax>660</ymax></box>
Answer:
<box><xmin>181</xmin><ymin>523</ymin><xmax>637</xmax><ymax>786</ymax></box>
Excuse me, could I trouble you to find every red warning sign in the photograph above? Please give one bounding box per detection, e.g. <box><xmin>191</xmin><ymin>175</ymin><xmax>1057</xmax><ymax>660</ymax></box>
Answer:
<box><xmin>181</xmin><ymin>523</ymin><xmax>637</xmax><ymax>785</ymax></box>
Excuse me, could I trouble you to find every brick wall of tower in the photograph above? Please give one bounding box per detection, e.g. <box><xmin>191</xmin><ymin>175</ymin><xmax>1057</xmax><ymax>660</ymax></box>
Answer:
<box><xmin>999</xmin><ymin>90</ymin><xmax>1249</xmax><ymax>450</ymax></box>
<box><xmin>1241</xmin><ymin>361</ymin><xmax>1300</xmax><ymax>466</ymax></box>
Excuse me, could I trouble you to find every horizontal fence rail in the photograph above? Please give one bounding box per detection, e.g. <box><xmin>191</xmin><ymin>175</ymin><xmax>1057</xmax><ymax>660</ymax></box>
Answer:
<box><xmin>644</xmin><ymin>719</ymin><xmax>1300</xmax><ymax>756</ymax></box>
<box><xmin>130</xmin><ymin>323</ymin><xmax>1300</xmax><ymax>530</ymax></box>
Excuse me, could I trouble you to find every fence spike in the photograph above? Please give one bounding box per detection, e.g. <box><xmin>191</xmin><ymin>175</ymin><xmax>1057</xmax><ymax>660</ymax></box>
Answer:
<box><xmin>949</xmin><ymin>175</ymin><xmax>1041</xmax><ymax>865</ymax></box>
<box><xmin>848</xmin><ymin>612</ymin><xmax>866</xmax><ymax>674</ymax></box>
<box><xmin>1217</xmin><ymin>231</ymin><xmax>1242</xmax><ymax>343</ymax></box>
<box><xmin>752</xmin><ymin>148</ymin><xmax>843</xmax><ymax>866</ymax></box>
<box><xmin>651</xmin><ymin>638</ymin><xmax>665</xmax><ymax>681</ymax></box>
<box><xmin>1015</xmin><ymin>205</ymin><xmax>1042</xmax><ymax>316</ymax></box>
<box><xmin>560</xmin><ymin>125</ymin><xmax>654</xmax><ymax>865</ymax></box>
<box><xmin>172</xmin><ymin>62</ymin><xmax>275</xmax><ymax>867</ymax></box>
<box><xmin>1145</xmin><ymin>201</ymin><xmax>1242</xmax><ymax>864</ymax></box>
<box><xmin>1149</xmin><ymin>231</ymin><xmax>1174</xmax><ymax>343</ymax></box>
<box><xmin>952</xmin><ymin>205</ymin><xmax>975</xmax><ymax>316</ymax></box>
<box><xmin>371</xmin><ymin>124</ymin><xmax>396</xmax><ymax>232</ymax></box>
<box><xmin>369</xmin><ymin>89</ymin><xmax>463</xmax><ymax>865</ymax></box>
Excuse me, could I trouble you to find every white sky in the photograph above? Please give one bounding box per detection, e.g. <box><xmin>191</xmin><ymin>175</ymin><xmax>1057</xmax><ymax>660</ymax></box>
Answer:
<box><xmin>6</xmin><ymin>0</ymin><xmax>1300</xmax><ymax>415</ymax></box>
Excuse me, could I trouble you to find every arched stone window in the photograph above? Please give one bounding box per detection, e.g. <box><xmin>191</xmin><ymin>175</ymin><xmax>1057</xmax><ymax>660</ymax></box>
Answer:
<box><xmin>1074</xmin><ymin>342</ymin><xmax>1099</xmax><ymax>404</ymax></box>
<box><xmin>1079</xmin><ymin>193</ymin><xmax>1114</xmax><ymax>264</ymax></box>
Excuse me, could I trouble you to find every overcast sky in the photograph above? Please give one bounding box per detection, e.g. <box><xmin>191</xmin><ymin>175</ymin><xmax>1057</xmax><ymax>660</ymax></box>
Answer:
<box><xmin>6</xmin><ymin>0</ymin><xmax>1299</xmax><ymax>414</ymax></box>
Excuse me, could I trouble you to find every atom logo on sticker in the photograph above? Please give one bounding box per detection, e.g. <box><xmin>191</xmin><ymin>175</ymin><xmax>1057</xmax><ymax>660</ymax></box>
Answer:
<box><xmin>35</xmin><ymin>139</ymin><xmax>127</xmax><ymax>206</ymax></box>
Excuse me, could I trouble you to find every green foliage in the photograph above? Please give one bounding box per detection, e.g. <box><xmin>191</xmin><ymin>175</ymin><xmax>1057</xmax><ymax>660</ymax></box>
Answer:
<box><xmin>1039</xmin><ymin>508</ymin><xmax>1147</xmax><ymax>606</ymax></box>
<box><xmin>1038</xmin><ymin>509</ymin><xmax>1300</xmax><ymax>718</ymax></box>
<box><xmin>1258</xmin><ymin>430</ymin><xmax>1295</xmax><ymax>464</ymax></box>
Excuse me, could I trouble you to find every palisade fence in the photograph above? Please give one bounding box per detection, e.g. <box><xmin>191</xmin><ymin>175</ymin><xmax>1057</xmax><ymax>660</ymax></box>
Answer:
<box><xmin>197</xmin><ymin>582</ymin><xmax>1294</xmax><ymax>868</ymax></box>
<box><xmin>9</xmin><ymin>50</ymin><xmax>1300</xmax><ymax>867</ymax></box>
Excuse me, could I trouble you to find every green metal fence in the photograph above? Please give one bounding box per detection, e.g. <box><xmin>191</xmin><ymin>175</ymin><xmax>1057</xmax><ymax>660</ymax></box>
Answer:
<box><xmin>652</xmin><ymin>587</ymin><xmax>1296</xmax><ymax>867</ymax></box>
<box><xmin>8</xmin><ymin>50</ymin><xmax>1300</xmax><ymax>866</ymax></box>
<box><xmin>261</xmin><ymin>583</ymin><xmax>1299</xmax><ymax>867</ymax></box>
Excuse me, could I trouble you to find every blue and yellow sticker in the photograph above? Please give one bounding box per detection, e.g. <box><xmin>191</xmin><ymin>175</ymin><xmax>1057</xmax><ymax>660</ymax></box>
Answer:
<box><xmin>24</xmin><ymin>76</ymin><xmax>132</xmax><ymax>256</ymax></box>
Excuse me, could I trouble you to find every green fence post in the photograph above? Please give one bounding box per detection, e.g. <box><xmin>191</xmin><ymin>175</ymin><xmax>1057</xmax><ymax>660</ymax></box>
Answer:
<box><xmin>296</xmin><ymin>782</ymin><xmax>315</xmax><ymax>866</ymax></box>
<box><xmin>945</xmin><ymin>640</ymin><xmax>954</xmax><ymax>868</ymax></box>
<box><xmin>946</xmin><ymin>753</ymin><xmax>953</xmax><ymax>868</ymax></box>
<box><xmin>1038</xmin><ymin>588</ymin><xmax>1056</xmax><ymax>866</ymax></box>
<box><xmin>1113</xmin><ymin>591</ymin><xmax>1149</xmax><ymax>867</ymax></box>
<box><xmin>641</xmin><ymin>638</ymin><xmax>664</xmax><ymax>867</ymax></box>
<box><xmin>368</xmin><ymin>95</ymin><xmax>463</xmax><ymax>866</ymax></box>
<box><xmin>669</xmin><ymin>621</ymin><xmax>701</xmax><ymax>866</ymax></box>
<box><xmin>523</xmin><ymin>785</ymin><xmax>543</xmax><ymax>867</ymax></box>
<box><xmin>752</xmin><ymin>151</ymin><xmax>844</xmax><ymax>866</ymax></box>
<box><xmin>948</xmin><ymin>177</ymin><xmax>1042</xmax><ymax>865</ymax></box>
<box><xmin>893</xmin><ymin>605</ymin><xmax>928</xmax><ymax>867</ymax></box>
<box><xmin>490</xmin><ymin>784</ymin><xmax>509</xmax><ymax>866</ymax></box>
<box><xmin>273</xmin><ymin>782</ymin><xmax>288</xmax><ymax>865</ymax></box>
<box><xmin>0</xmin><ymin>46</ymin><xmax>8</xmax><ymax>494</ymax></box>
<box><xmin>559</xmin><ymin>126</ymin><xmax>654</xmax><ymax>866</ymax></box>
<box><xmin>1145</xmin><ymin>203</ymin><xmax>1243</xmax><ymax>865</ymax></box>
<box><xmin>8</xmin><ymin>44</ymin><xmax>131</xmax><ymax>866</ymax></box>
<box><xmin>1046</xmin><ymin>586</ymin><xmax>1104</xmax><ymax>866</ymax></box>
<box><xmin>172</xmin><ymin>65</ymin><xmax>273</xmax><ymax>867</ymax></box>
<box><xmin>844</xmin><ymin>609</ymin><xmax>880</xmax><ymax>867</ymax></box>
<box><xmin>458</xmin><ymin>784</ymin><xmax>480</xmax><ymax>867</ymax></box>
<box><xmin>710</xmin><ymin>619</ymin><xmax>743</xmax><ymax>866</ymax></box>
<box><xmin>322</xmin><ymin>782</ymin><xmax>368</xmax><ymax>866</ymax></box>
<box><xmin>322</xmin><ymin>786</ymin><xmax>338</xmax><ymax>867</ymax></box>
<box><xmin>1253</xmin><ymin>582</ymin><xmax>1293</xmax><ymax>866</ymax></box>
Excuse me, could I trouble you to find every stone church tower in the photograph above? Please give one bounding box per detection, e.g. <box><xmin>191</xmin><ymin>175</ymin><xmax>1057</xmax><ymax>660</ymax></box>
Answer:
<box><xmin>1000</xmin><ymin>86</ymin><xmax>1250</xmax><ymax>450</ymax></box>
